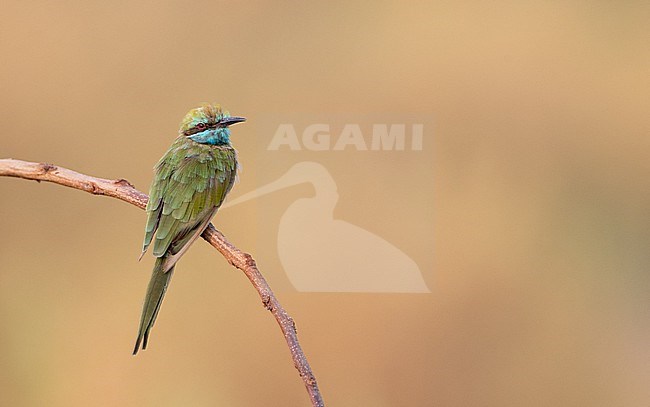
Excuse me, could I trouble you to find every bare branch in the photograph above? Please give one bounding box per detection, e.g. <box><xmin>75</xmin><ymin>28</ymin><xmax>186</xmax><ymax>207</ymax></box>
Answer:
<box><xmin>0</xmin><ymin>158</ymin><xmax>324</xmax><ymax>407</ymax></box>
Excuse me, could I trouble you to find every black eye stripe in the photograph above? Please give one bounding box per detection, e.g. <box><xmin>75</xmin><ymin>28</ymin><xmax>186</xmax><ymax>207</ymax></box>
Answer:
<box><xmin>184</xmin><ymin>122</ymin><xmax>219</xmax><ymax>136</ymax></box>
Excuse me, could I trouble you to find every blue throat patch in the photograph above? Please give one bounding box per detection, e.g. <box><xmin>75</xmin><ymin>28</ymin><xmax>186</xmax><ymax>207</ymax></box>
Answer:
<box><xmin>188</xmin><ymin>128</ymin><xmax>231</xmax><ymax>145</ymax></box>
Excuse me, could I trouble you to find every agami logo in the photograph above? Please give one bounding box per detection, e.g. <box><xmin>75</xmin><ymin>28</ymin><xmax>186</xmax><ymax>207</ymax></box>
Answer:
<box><xmin>268</xmin><ymin>124</ymin><xmax>424</xmax><ymax>151</ymax></box>
<box><xmin>223</xmin><ymin>161</ymin><xmax>430</xmax><ymax>293</ymax></box>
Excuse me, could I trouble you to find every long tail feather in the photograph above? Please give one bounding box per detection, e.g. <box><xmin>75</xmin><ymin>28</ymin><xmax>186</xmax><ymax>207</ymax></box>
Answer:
<box><xmin>133</xmin><ymin>258</ymin><xmax>175</xmax><ymax>355</ymax></box>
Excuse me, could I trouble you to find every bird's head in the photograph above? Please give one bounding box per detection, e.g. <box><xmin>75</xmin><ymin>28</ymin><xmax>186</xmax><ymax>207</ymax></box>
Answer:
<box><xmin>179</xmin><ymin>103</ymin><xmax>245</xmax><ymax>145</ymax></box>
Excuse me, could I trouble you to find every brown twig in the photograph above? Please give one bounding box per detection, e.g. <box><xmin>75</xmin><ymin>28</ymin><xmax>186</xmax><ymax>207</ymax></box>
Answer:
<box><xmin>0</xmin><ymin>158</ymin><xmax>324</xmax><ymax>407</ymax></box>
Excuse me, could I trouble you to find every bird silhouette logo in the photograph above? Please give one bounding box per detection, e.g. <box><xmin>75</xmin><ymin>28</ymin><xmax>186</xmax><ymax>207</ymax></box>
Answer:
<box><xmin>223</xmin><ymin>161</ymin><xmax>430</xmax><ymax>293</ymax></box>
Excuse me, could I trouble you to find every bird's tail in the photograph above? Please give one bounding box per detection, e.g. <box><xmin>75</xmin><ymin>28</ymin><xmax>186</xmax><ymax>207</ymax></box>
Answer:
<box><xmin>133</xmin><ymin>257</ymin><xmax>175</xmax><ymax>355</ymax></box>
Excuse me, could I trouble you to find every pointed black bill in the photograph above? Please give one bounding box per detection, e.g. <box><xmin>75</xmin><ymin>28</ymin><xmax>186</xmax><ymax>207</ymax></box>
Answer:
<box><xmin>220</xmin><ymin>116</ymin><xmax>246</xmax><ymax>127</ymax></box>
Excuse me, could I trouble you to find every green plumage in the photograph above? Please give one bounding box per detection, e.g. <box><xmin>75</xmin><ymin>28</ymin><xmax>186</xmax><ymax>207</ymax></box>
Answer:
<box><xmin>133</xmin><ymin>104</ymin><xmax>243</xmax><ymax>354</ymax></box>
<box><xmin>142</xmin><ymin>140</ymin><xmax>237</xmax><ymax>258</ymax></box>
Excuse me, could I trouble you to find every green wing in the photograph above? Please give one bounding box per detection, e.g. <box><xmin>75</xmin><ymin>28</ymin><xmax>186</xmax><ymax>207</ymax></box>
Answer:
<box><xmin>142</xmin><ymin>139</ymin><xmax>237</xmax><ymax>262</ymax></box>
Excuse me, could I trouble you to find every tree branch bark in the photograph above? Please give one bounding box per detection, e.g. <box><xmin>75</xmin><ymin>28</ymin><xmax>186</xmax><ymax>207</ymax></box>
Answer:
<box><xmin>0</xmin><ymin>158</ymin><xmax>324</xmax><ymax>407</ymax></box>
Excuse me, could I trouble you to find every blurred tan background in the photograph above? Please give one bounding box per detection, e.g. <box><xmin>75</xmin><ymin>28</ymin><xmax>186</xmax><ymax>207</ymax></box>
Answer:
<box><xmin>1</xmin><ymin>1</ymin><xmax>648</xmax><ymax>406</ymax></box>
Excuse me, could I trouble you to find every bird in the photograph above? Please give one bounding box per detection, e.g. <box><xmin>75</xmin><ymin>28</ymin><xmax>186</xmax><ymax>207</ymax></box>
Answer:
<box><xmin>133</xmin><ymin>103</ymin><xmax>245</xmax><ymax>354</ymax></box>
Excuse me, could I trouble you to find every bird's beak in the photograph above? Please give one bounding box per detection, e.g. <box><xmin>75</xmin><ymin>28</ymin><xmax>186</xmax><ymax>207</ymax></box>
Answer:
<box><xmin>220</xmin><ymin>116</ymin><xmax>246</xmax><ymax>127</ymax></box>
<box><xmin>220</xmin><ymin>164</ymin><xmax>307</xmax><ymax>210</ymax></box>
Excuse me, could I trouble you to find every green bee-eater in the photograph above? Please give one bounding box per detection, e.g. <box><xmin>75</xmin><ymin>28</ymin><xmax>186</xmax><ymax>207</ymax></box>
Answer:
<box><xmin>133</xmin><ymin>103</ymin><xmax>245</xmax><ymax>354</ymax></box>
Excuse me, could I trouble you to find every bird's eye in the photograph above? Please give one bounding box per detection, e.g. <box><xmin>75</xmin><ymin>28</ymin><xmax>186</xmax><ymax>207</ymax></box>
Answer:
<box><xmin>197</xmin><ymin>123</ymin><xmax>206</xmax><ymax>130</ymax></box>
